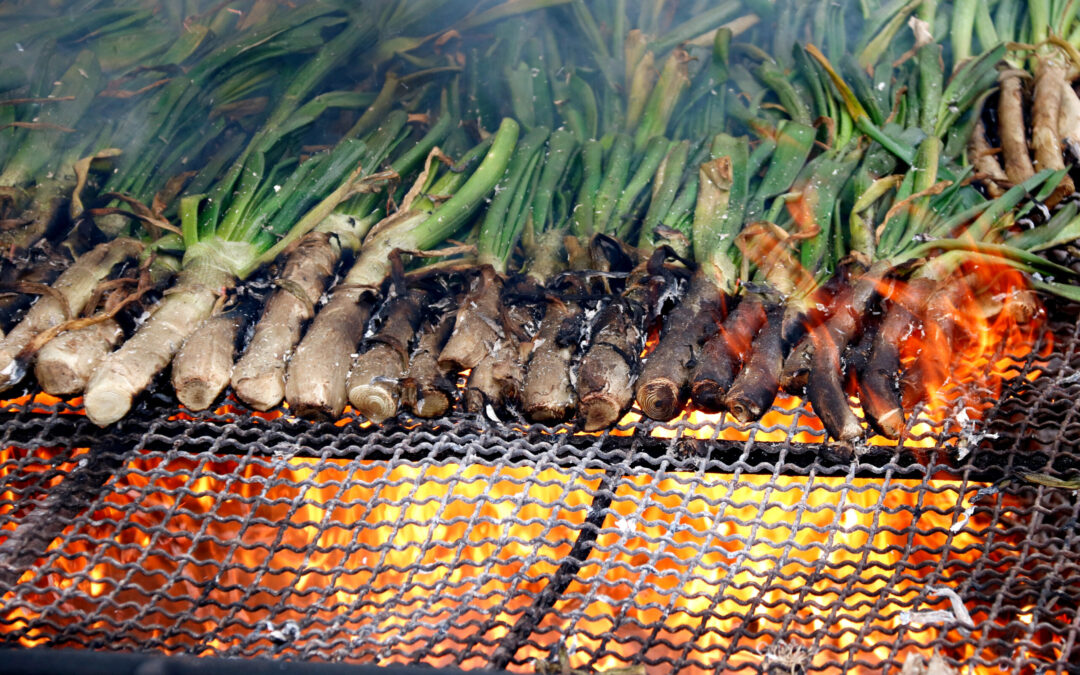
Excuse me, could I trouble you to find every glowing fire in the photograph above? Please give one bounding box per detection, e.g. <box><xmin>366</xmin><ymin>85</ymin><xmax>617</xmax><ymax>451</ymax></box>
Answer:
<box><xmin>0</xmin><ymin>452</ymin><xmax>1065</xmax><ymax>673</ymax></box>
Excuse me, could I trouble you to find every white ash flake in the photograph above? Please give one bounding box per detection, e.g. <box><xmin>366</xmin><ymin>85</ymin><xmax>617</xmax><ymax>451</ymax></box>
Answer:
<box><xmin>478</xmin><ymin>311</ymin><xmax>505</xmax><ymax>337</ymax></box>
<box><xmin>951</xmin><ymin>486</ymin><xmax>999</xmax><ymax>533</ymax></box>
<box><xmin>899</xmin><ymin>609</ymin><xmax>957</xmax><ymax>627</ymax></box>
<box><xmin>954</xmin><ymin>405</ymin><xmax>998</xmax><ymax>461</ymax></box>
<box><xmin>260</xmin><ymin>620</ymin><xmax>300</xmax><ymax>645</ymax></box>
<box><xmin>899</xmin><ymin>586</ymin><xmax>975</xmax><ymax>631</ymax></box>
<box><xmin>614</xmin><ymin>516</ymin><xmax>638</xmax><ymax>537</ymax></box>
<box><xmin>951</xmin><ymin>503</ymin><xmax>977</xmax><ymax>533</ymax></box>
<box><xmin>565</xmin><ymin>634</ymin><xmax>578</xmax><ymax>657</ymax></box>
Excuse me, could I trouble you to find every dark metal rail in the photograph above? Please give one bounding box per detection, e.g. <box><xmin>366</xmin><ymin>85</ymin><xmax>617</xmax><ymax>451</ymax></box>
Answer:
<box><xmin>1</xmin><ymin>647</ymin><xmax>507</xmax><ymax>675</ymax></box>
<box><xmin>0</xmin><ymin>403</ymin><xmax>1065</xmax><ymax>483</ymax></box>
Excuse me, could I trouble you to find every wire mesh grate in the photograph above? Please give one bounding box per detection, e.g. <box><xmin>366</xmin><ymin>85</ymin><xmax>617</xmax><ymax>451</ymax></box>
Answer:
<box><xmin>0</xmin><ymin>310</ymin><xmax>1076</xmax><ymax>674</ymax></box>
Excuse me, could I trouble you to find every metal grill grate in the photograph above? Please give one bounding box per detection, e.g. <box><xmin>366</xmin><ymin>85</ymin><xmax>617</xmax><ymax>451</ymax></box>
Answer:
<box><xmin>0</xmin><ymin>310</ymin><xmax>1077</xmax><ymax>673</ymax></box>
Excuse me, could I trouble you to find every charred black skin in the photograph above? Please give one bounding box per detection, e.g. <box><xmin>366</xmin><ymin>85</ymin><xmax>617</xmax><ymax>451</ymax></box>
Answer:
<box><xmin>347</xmin><ymin>286</ymin><xmax>429</xmax><ymax>423</ymax></box>
<box><xmin>461</xmin><ymin>272</ymin><xmax>527</xmax><ymax>416</ymax></box>
<box><xmin>806</xmin><ymin>282</ymin><xmax>866</xmax><ymax>443</ymax></box>
<box><xmin>521</xmin><ymin>293</ymin><xmax>584</xmax><ymax>424</ymax></box>
<box><xmin>636</xmin><ymin>270</ymin><xmax>726</xmax><ymax>420</ymax></box>
<box><xmin>689</xmin><ymin>294</ymin><xmax>765</xmax><ymax>413</ymax></box>
<box><xmin>805</xmin><ymin>269</ymin><xmax>890</xmax><ymax>442</ymax></box>
<box><xmin>402</xmin><ymin>306</ymin><xmax>458</xmax><ymax>419</ymax></box>
<box><xmin>780</xmin><ymin>304</ymin><xmax>811</xmax><ymax>356</ymax></box>
<box><xmin>0</xmin><ymin>259</ymin><xmax>64</xmax><ymax>330</ymax></box>
<box><xmin>575</xmin><ymin>297</ymin><xmax>648</xmax><ymax>430</ymax></box>
<box><xmin>845</xmin><ymin>320</ymin><xmax>876</xmax><ymax>395</ymax></box>
<box><xmin>807</xmin><ymin>320</ymin><xmax>861</xmax><ymax>442</ymax></box>
<box><xmin>576</xmin><ymin>250</ymin><xmax>679</xmax><ymax>431</ymax></box>
<box><xmin>439</xmin><ymin>267</ymin><xmax>504</xmax><ymax>371</ymax></box>
<box><xmin>777</xmin><ymin>284</ymin><xmax>837</xmax><ymax>397</ymax></box>
<box><xmin>780</xmin><ymin>336</ymin><xmax>813</xmax><ymax>396</ymax></box>
<box><xmin>857</xmin><ymin>300</ymin><xmax>913</xmax><ymax>440</ymax></box>
<box><xmin>360</xmin><ymin>288</ymin><xmax>427</xmax><ymax>361</ymax></box>
<box><xmin>223</xmin><ymin>284</ymin><xmax>270</xmax><ymax>353</ymax></box>
<box><xmin>723</xmin><ymin>303</ymin><xmax>785</xmax><ymax>422</ymax></box>
<box><xmin>588</xmin><ymin>233</ymin><xmax>636</xmax><ymax>278</ymax></box>
<box><xmin>0</xmin><ymin>241</ymin><xmax>75</xmax><ymax>330</ymax></box>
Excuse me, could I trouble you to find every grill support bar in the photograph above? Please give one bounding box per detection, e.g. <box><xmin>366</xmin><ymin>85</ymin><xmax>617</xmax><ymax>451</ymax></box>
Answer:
<box><xmin>0</xmin><ymin>411</ymin><xmax>1033</xmax><ymax>482</ymax></box>
<box><xmin>0</xmin><ymin>438</ymin><xmax>134</xmax><ymax>588</ymax></box>
<box><xmin>489</xmin><ymin>464</ymin><xmax>620</xmax><ymax>670</ymax></box>
<box><xmin>2</xmin><ymin>647</ymin><xmax>508</xmax><ymax>675</ymax></box>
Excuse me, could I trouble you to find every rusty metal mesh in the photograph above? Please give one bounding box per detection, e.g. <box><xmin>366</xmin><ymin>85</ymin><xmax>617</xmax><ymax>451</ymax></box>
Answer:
<box><xmin>0</xmin><ymin>312</ymin><xmax>1076</xmax><ymax>674</ymax></box>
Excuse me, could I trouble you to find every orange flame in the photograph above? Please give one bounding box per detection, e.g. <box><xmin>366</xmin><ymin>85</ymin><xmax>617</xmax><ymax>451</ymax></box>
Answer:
<box><xmin>618</xmin><ymin>258</ymin><xmax>1050</xmax><ymax>449</ymax></box>
<box><xmin>896</xmin><ymin>261</ymin><xmax>1048</xmax><ymax>416</ymax></box>
<box><xmin>0</xmin><ymin>453</ymin><xmax>1065</xmax><ymax>673</ymax></box>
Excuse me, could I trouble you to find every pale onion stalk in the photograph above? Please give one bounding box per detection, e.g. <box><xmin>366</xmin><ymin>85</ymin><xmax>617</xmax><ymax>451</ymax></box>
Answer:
<box><xmin>231</xmin><ymin>216</ymin><xmax>366</xmax><ymax>411</ymax></box>
<box><xmin>0</xmin><ymin>238</ymin><xmax>142</xmax><ymax>391</ymax></box>
<box><xmin>35</xmin><ymin>319</ymin><xmax>124</xmax><ymax>396</ymax></box>
<box><xmin>172</xmin><ymin>311</ymin><xmax>244</xmax><ymax>411</ymax></box>
<box><xmin>83</xmin><ymin>243</ymin><xmax>243</xmax><ymax>425</ymax></box>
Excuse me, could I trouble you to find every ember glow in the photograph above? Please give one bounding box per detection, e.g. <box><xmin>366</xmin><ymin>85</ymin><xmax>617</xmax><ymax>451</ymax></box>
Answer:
<box><xmin>0</xmin><ymin>452</ymin><xmax>1066</xmax><ymax>673</ymax></box>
